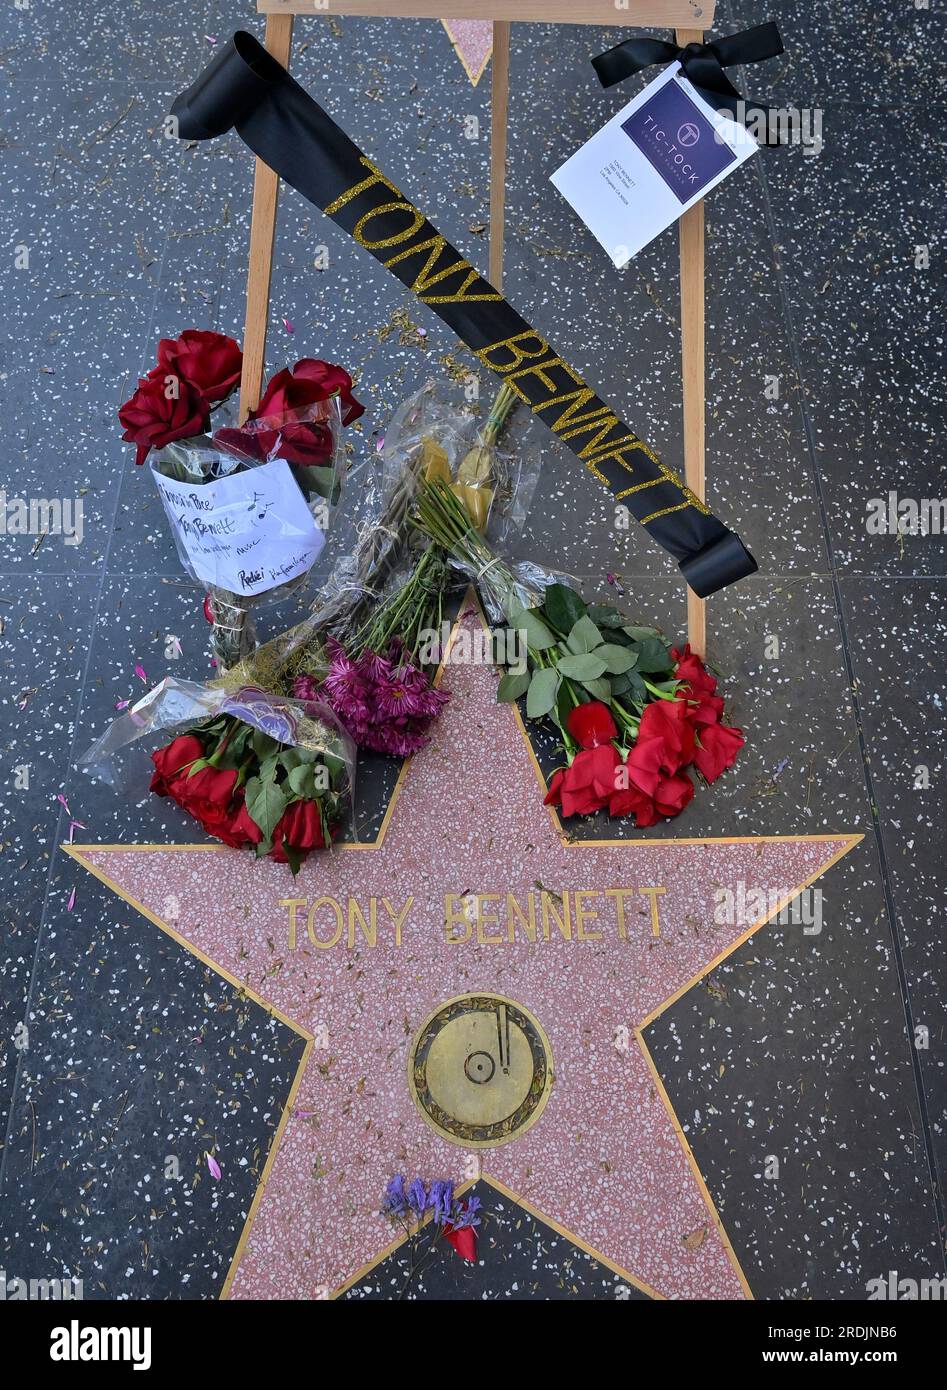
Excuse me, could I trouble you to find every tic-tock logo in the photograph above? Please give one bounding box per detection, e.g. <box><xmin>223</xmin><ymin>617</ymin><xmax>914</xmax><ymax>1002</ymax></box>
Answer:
<box><xmin>623</xmin><ymin>80</ymin><xmax>736</xmax><ymax>204</ymax></box>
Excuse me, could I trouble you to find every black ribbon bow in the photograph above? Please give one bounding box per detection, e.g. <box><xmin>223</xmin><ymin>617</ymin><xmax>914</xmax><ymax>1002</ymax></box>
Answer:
<box><xmin>592</xmin><ymin>22</ymin><xmax>787</xmax><ymax>145</ymax></box>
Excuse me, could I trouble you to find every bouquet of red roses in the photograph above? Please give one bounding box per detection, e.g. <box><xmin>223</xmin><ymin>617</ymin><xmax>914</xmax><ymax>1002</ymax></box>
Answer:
<box><xmin>118</xmin><ymin>331</ymin><xmax>363</xmax><ymax>671</ymax></box>
<box><xmin>543</xmin><ymin>646</ymin><xmax>743</xmax><ymax>827</ymax></box>
<box><xmin>413</xmin><ymin>479</ymin><xmax>744</xmax><ymax>828</ymax></box>
<box><xmin>148</xmin><ymin>700</ymin><xmax>352</xmax><ymax>872</ymax></box>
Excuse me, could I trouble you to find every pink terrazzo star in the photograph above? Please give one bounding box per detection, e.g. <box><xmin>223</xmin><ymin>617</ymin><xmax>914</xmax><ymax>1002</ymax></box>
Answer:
<box><xmin>441</xmin><ymin>19</ymin><xmax>494</xmax><ymax>87</ymax></box>
<box><xmin>71</xmin><ymin>607</ymin><xmax>859</xmax><ymax>1301</ymax></box>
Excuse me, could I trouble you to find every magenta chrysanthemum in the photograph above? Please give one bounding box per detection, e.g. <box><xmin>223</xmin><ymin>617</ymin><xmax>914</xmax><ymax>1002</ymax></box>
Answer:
<box><xmin>292</xmin><ymin>674</ymin><xmax>321</xmax><ymax>703</ymax></box>
<box><xmin>312</xmin><ymin>640</ymin><xmax>448</xmax><ymax>754</ymax></box>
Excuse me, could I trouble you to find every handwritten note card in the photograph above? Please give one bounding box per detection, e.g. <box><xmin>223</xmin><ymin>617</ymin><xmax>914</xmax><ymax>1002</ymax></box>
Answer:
<box><xmin>152</xmin><ymin>458</ymin><xmax>323</xmax><ymax>597</ymax></box>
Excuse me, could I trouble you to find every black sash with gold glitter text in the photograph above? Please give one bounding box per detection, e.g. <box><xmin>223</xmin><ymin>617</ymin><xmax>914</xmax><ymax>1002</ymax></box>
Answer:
<box><xmin>171</xmin><ymin>32</ymin><xmax>758</xmax><ymax>596</ymax></box>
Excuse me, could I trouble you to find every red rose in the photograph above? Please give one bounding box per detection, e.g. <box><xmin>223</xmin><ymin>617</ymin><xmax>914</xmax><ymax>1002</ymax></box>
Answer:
<box><xmin>231</xmin><ymin>796</ymin><xmax>333</xmax><ymax>864</ymax></box>
<box><xmin>230</xmin><ymin>799</ymin><xmax>264</xmax><ymax>849</ymax></box>
<box><xmin>654</xmin><ymin>772</ymin><xmax>695</xmax><ymax>817</ymax></box>
<box><xmin>635</xmin><ymin>698</ymin><xmax>695</xmax><ymax>774</ymax></box>
<box><xmin>119</xmin><ymin>374</ymin><xmax>210</xmax><ymax>465</ymax></box>
<box><xmin>150</xmin><ymin>734</ymin><xmax>204</xmax><ymax>795</ymax></box>
<box><xmin>274</xmin><ymin>417</ymin><xmax>335</xmax><ymax>468</ymax></box>
<box><xmin>188</xmin><ymin>797</ymin><xmax>250</xmax><ymax>849</ymax></box>
<box><xmin>566</xmin><ymin>700</ymin><xmax>617</xmax><ymax>749</ymax></box>
<box><xmin>682</xmin><ymin>688</ymin><xmax>725</xmax><ymax>729</ymax></box>
<box><xmin>171</xmin><ymin>764</ymin><xmax>242</xmax><ymax>838</ymax></box>
<box><xmin>272</xmin><ymin>798</ymin><xmax>328</xmax><ymax>861</ymax></box>
<box><xmin>211</xmin><ymin>423</ymin><xmax>273</xmax><ymax>464</ymax></box>
<box><xmin>246</xmin><ymin>367</ymin><xmax>335</xmax><ymax>466</ymax></box>
<box><xmin>156</xmin><ymin>330</ymin><xmax>242</xmax><ymax>404</ymax></box>
<box><xmin>693</xmin><ymin>722</ymin><xmax>745</xmax><ymax>782</ymax></box>
<box><xmin>292</xmin><ymin>358</ymin><xmax>364</xmax><ymax>426</ymax></box>
<box><xmin>150</xmin><ymin>737</ymin><xmax>250</xmax><ymax>846</ymax></box>
<box><xmin>609</xmin><ymin>762</ymin><xmax>693</xmax><ymax>824</ymax></box>
<box><xmin>608</xmin><ymin>772</ymin><xmax>657</xmax><ymax>826</ymax></box>
<box><xmin>671</xmin><ymin>644</ymin><xmax>717</xmax><ymax>698</ymax></box>
<box><xmin>544</xmin><ymin>744</ymin><xmax>621</xmax><ymax>818</ymax></box>
<box><xmin>255</xmin><ymin>366</ymin><xmax>321</xmax><ymax>421</ymax></box>
<box><xmin>623</xmin><ymin>734</ymin><xmax>667</xmax><ymax>798</ymax></box>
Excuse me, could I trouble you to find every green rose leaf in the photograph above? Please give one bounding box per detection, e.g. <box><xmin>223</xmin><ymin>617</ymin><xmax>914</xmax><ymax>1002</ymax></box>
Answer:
<box><xmin>584</xmin><ymin>676</ymin><xmax>613</xmax><ymax>702</ymax></box>
<box><xmin>282</xmin><ymin>839</ymin><xmax>304</xmax><ymax>877</ymax></box>
<box><xmin>588</xmin><ymin>604</ymin><xmax>626</xmax><ymax>629</ymax></box>
<box><xmin>626</xmin><ymin>670</ymin><xmax>647</xmax><ymax>700</ymax></box>
<box><xmin>597</xmin><ymin>643</ymin><xmax>639</xmax><ymax>675</ymax></box>
<box><xmin>497</xmin><ymin>670</ymin><xmax>530</xmax><ymax>703</ymax></box>
<box><xmin>293</xmin><ymin>464</ymin><xmax>342</xmax><ymax>503</ymax></box>
<box><xmin>526</xmin><ymin>667</ymin><xmax>560</xmax><ymax>718</ymax></box>
<box><xmin>244</xmin><ymin>775</ymin><xmax>290</xmax><ymax>841</ymax></box>
<box><xmin>251</xmin><ymin>729</ymin><xmax>279</xmax><ymax>760</ymax></box>
<box><xmin>623</xmin><ymin>624</ymin><xmax>662</xmax><ymax>642</ymax></box>
<box><xmin>323</xmin><ymin>752</ymin><xmax>345</xmax><ymax>784</ymax></box>
<box><xmin>566</xmin><ymin>615</ymin><xmax>604</xmax><ymax>655</ymax></box>
<box><xmin>287</xmin><ymin>763</ymin><xmax>317</xmax><ymax>800</ymax></box>
<box><xmin>557</xmin><ymin>651</ymin><xmax>608</xmax><ymax>681</ymax></box>
<box><xmin>511</xmin><ymin>607</ymin><xmax>557</xmax><ymax>652</ymax></box>
<box><xmin>258</xmin><ymin>752</ymin><xmax>280</xmax><ymax>783</ymax></box>
<box><xmin>635</xmin><ymin>636</ymin><xmax>674</xmax><ymax>673</ymax></box>
<box><xmin>542</xmin><ymin>583</ymin><xmax>587</xmax><ymax>634</ymax></box>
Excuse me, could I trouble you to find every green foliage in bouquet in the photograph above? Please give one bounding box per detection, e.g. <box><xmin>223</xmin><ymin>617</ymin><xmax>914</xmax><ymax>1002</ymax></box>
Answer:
<box><xmin>495</xmin><ymin>583</ymin><xmax>679</xmax><ymax>734</ymax></box>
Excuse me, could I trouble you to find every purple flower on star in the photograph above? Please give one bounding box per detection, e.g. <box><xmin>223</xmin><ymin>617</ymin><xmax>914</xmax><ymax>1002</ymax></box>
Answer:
<box><xmin>428</xmin><ymin>1179</ymin><xmax>454</xmax><ymax>1226</ymax></box>
<box><xmin>381</xmin><ymin>1174</ymin><xmax>408</xmax><ymax>1220</ymax></box>
<box><xmin>450</xmin><ymin>1195</ymin><xmax>482</xmax><ymax>1230</ymax></box>
<box><xmin>406</xmin><ymin>1177</ymin><xmax>427</xmax><ymax>1220</ymax></box>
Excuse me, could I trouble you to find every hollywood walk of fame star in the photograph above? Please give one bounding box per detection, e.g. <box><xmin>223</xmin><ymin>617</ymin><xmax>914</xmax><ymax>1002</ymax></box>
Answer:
<box><xmin>441</xmin><ymin>19</ymin><xmax>495</xmax><ymax>87</ymax></box>
<box><xmin>69</xmin><ymin>604</ymin><xmax>859</xmax><ymax>1300</ymax></box>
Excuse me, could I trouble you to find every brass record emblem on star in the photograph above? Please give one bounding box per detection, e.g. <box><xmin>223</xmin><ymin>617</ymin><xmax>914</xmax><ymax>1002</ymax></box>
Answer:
<box><xmin>409</xmin><ymin>993</ymin><xmax>553</xmax><ymax>1147</ymax></box>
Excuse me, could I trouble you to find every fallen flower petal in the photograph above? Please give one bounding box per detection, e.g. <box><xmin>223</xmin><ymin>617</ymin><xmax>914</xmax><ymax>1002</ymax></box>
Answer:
<box><xmin>205</xmin><ymin>1152</ymin><xmax>221</xmax><ymax>1180</ymax></box>
<box><xmin>444</xmin><ymin>1224</ymin><xmax>477</xmax><ymax>1261</ymax></box>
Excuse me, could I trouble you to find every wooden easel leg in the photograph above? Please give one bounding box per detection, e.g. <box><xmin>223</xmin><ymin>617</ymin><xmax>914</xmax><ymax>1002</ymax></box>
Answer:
<box><xmin>489</xmin><ymin>21</ymin><xmax>511</xmax><ymax>292</ymax></box>
<box><xmin>239</xmin><ymin>13</ymin><xmax>295</xmax><ymax>421</ymax></box>
<box><xmin>676</xmin><ymin>28</ymin><xmax>707</xmax><ymax>657</ymax></box>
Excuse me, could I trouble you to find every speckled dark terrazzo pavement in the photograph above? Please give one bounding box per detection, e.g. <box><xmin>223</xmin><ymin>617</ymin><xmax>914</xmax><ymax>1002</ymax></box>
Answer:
<box><xmin>0</xmin><ymin>1</ymin><xmax>944</xmax><ymax>1300</ymax></box>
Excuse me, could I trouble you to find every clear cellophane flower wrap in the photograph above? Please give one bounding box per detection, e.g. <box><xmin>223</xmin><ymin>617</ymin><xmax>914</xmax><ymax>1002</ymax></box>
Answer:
<box><xmin>150</xmin><ymin>393</ymin><xmax>345</xmax><ymax>673</ymax></box>
<box><xmin>377</xmin><ymin>377</ymin><xmax>540</xmax><ymax>544</ymax></box>
<box><xmin>78</xmin><ymin>672</ymin><xmax>356</xmax><ymax>850</ymax></box>
<box><xmin>215</xmin><ymin>377</ymin><xmax>537</xmax><ymax>698</ymax></box>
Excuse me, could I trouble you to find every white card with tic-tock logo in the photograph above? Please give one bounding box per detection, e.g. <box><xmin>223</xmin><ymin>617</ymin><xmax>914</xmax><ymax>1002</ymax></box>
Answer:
<box><xmin>551</xmin><ymin>62</ymin><xmax>759</xmax><ymax>267</ymax></box>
